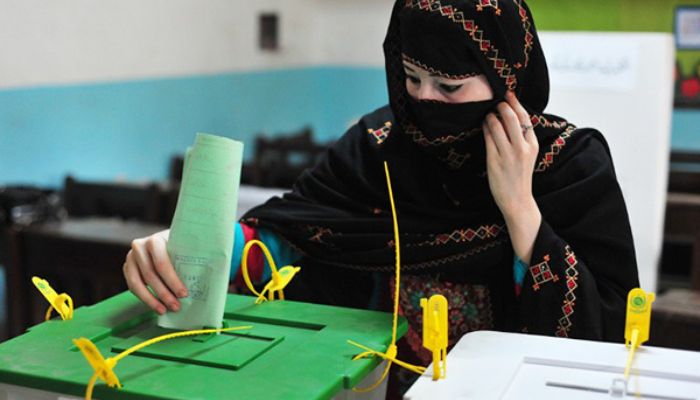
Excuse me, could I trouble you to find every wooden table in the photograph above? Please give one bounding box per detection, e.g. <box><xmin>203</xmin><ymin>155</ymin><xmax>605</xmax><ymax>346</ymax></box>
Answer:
<box><xmin>650</xmin><ymin>288</ymin><xmax>700</xmax><ymax>352</ymax></box>
<box><xmin>663</xmin><ymin>192</ymin><xmax>700</xmax><ymax>291</ymax></box>
<box><xmin>5</xmin><ymin>217</ymin><xmax>165</xmax><ymax>338</ymax></box>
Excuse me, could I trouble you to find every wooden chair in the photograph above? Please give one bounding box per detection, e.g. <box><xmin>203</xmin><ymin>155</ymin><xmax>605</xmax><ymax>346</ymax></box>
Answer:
<box><xmin>660</xmin><ymin>151</ymin><xmax>700</xmax><ymax>291</ymax></box>
<box><xmin>251</xmin><ymin>127</ymin><xmax>329</xmax><ymax>188</ymax></box>
<box><xmin>63</xmin><ymin>176</ymin><xmax>161</xmax><ymax>223</ymax></box>
<box><xmin>5</xmin><ymin>217</ymin><xmax>165</xmax><ymax>338</ymax></box>
<box><xmin>651</xmin><ymin>151</ymin><xmax>700</xmax><ymax>350</ymax></box>
<box><xmin>0</xmin><ymin>226</ymin><xmax>22</xmax><ymax>340</ymax></box>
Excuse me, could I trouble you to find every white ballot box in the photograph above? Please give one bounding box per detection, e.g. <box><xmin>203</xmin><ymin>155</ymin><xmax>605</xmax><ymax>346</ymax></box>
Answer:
<box><xmin>404</xmin><ymin>331</ymin><xmax>700</xmax><ymax>400</ymax></box>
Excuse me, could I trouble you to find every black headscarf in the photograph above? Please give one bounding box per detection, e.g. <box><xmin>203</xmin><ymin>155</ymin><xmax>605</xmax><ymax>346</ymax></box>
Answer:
<box><xmin>389</xmin><ymin>0</ymin><xmax>555</xmax><ymax>169</ymax></box>
<box><xmin>243</xmin><ymin>0</ymin><xmax>638</xmax><ymax>343</ymax></box>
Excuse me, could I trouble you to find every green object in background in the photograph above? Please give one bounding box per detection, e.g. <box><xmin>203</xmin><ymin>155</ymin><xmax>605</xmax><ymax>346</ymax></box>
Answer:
<box><xmin>160</xmin><ymin>133</ymin><xmax>243</xmax><ymax>330</ymax></box>
<box><xmin>0</xmin><ymin>291</ymin><xmax>406</xmax><ymax>400</ymax></box>
<box><xmin>527</xmin><ymin>0</ymin><xmax>700</xmax><ymax>76</ymax></box>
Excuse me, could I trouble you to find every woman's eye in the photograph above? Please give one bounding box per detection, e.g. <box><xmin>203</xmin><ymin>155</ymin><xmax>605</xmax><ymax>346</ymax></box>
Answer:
<box><xmin>407</xmin><ymin>75</ymin><xmax>421</xmax><ymax>84</ymax></box>
<box><xmin>440</xmin><ymin>83</ymin><xmax>462</xmax><ymax>93</ymax></box>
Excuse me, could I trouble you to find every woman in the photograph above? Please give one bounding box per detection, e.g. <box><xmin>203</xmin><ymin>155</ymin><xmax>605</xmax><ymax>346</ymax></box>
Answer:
<box><xmin>124</xmin><ymin>0</ymin><xmax>638</xmax><ymax>391</ymax></box>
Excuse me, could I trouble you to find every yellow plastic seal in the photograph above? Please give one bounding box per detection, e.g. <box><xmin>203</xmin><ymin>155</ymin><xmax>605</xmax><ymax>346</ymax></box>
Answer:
<box><xmin>623</xmin><ymin>288</ymin><xmax>655</xmax><ymax>379</ymax></box>
<box><xmin>421</xmin><ymin>294</ymin><xmax>448</xmax><ymax>380</ymax></box>
<box><xmin>74</xmin><ymin>325</ymin><xmax>252</xmax><ymax>400</ymax></box>
<box><xmin>241</xmin><ymin>239</ymin><xmax>301</xmax><ymax>304</ymax></box>
<box><xmin>32</xmin><ymin>276</ymin><xmax>74</xmax><ymax>321</ymax></box>
<box><xmin>348</xmin><ymin>162</ymin><xmax>426</xmax><ymax>393</ymax></box>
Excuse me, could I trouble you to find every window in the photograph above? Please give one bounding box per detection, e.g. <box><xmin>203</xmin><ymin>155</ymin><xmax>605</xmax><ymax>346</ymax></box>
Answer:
<box><xmin>259</xmin><ymin>13</ymin><xmax>279</xmax><ymax>51</ymax></box>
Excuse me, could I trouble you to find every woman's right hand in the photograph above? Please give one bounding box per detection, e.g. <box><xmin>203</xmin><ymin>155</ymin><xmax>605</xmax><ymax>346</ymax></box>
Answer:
<box><xmin>123</xmin><ymin>229</ymin><xmax>188</xmax><ymax>315</ymax></box>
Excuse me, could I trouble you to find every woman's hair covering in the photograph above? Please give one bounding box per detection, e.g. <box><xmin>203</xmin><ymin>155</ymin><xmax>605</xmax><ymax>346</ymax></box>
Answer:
<box><xmin>243</xmin><ymin>0</ymin><xmax>638</xmax><ymax>342</ymax></box>
<box><xmin>387</xmin><ymin>0</ymin><xmax>550</xmax><ymax>135</ymax></box>
<box><xmin>389</xmin><ymin>0</ymin><xmax>559</xmax><ymax>170</ymax></box>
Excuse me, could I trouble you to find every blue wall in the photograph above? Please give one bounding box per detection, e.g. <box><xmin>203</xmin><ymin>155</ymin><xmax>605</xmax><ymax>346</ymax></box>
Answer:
<box><xmin>0</xmin><ymin>67</ymin><xmax>388</xmax><ymax>188</ymax></box>
<box><xmin>1</xmin><ymin>66</ymin><xmax>698</xmax><ymax>188</ymax></box>
<box><xmin>670</xmin><ymin>109</ymin><xmax>700</xmax><ymax>152</ymax></box>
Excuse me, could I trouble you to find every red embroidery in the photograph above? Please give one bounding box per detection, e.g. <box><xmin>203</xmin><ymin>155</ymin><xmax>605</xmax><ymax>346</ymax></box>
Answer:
<box><xmin>534</xmin><ymin>125</ymin><xmax>576</xmax><ymax>172</ymax></box>
<box><xmin>305</xmin><ymin>225</ymin><xmax>334</xmax><ymax>244</ymax></box>
<box><xmin>529</xmin><ymin>254</ymin><xmax>559</xmax><ymax>291</ymax></box>
<box><xmin>397</xmin><ymin>276</ymin><xmax>494</xmax><ymax>364</ymax></box>
<box><xmin>512</xmin><ymin>0</ymin><xmax>533</xmax><ymax>68</ymax></box>
<box><xmin>405</xmin><ymin>0</ymin><xmax>518</xmax><ymax>90</ymax></box>
<box><xmin>404</xmin><ymin>123</ymin><xmax>481</xmax><ymax>169</ymax></box>
<box><xmin>444</xmin><ymin>148</ymin><xmax>472</xmax><ymax>169</ymax></box>
<box><xmin>475</xmin><ymin>0</ymin><xmax>501</xmax><ymax>15</ymax></box>
<box><xmin>402</xmin><ymin>54</ymin><xmax>479</xmax><ymax>80</ymax></box>
<box><xmin>410</xmin><ymin>224</ymin><xmax>504</xmax><ymax>247</ymax></box>
<box><xmin>556</xmin><ymin>246</ymin><xmax>579</xmax><ymax>337</ymax></box>
<box><xmin>406</xmin><ymin>124</ymin><xmax>481</xmax><ymax>147</ymax></box>
<box><xmin>367</xmin><ymin>121</ymin><xmax>392</xmax><ymax>145</ymax></box>
<box><xmin>531</xmin><ymin>114</ymin><xmax>570</xmax><ymax>130</ymax></box>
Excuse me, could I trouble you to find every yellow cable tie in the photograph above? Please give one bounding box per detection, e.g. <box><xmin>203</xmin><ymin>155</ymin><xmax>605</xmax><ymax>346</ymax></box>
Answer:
<box><xmin>74</xmin><ymin>325</ymin><xmax>253</xmax><ymax>400</ymax></box>
<box><xmin>241</xmin><ymin>239</ymin><xmax>301</xmax><ymax>304</ymax></box>
<box><xmin>348</xmin><ymin>161</ymin><xmax>428</xmax><ymax>393</ymax></box>
<box><xmin>351</xmin><ymin>359</ymin><xmax>394</xmax><ymax>393</ymax></box>
<box><xmin>348</xmin><ymin>340</ymin><xmax>426</xmax><ymax>375</ymax></box>
<box><xmin>624</xmin><ymin>329</ymin><xmax>639</xmax><ymax>380</ymax></box>
<box><xmin>384</xmin><ymin>162</ymin><xmax>401</xmax><ymax>346</ymax></box>
<box><xmin>32</xmin><ymin>276</ymin><xmax>74</xmax><ymax>321</ymax></box>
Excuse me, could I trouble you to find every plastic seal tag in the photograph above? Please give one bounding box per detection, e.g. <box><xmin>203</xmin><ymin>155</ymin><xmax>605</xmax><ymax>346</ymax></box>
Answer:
<box><xmin>32</xmin><ymin>276</ymin><xmax>74</xmax><ymax>321</ymax></box>
<box><xmin>74</xmin><ymin>325</ymin><xmax>252</xmax><ymax>400</ymax></box>
<box><xmin>421</xmin><ymin>294</ymin><xmax>448</xmax><ymax>380</ymax></box>
<box><xmin>623</xmin><ymin>288</ymin><xmax>655</xmax><ymax>380</ymax></box>
<box><xmin>73</xmin><ymin>338</ymin><xmax>121</xmax><ymax>389</ymax></box>
<box><xmin>241</xmin><ymin>239</ymin><xmax>301</xmax><ymax>304</ymax></box>
<box><xmin>262</xmin><ymin>265</ymin><xmax>301</xmax><ymax>300</ymax></box>
<box><xmin>625</xmin><ymin>288</ymin><xmax>655</xmax><ymax>348</ymax></box>
<box><xmin>347</xmin><ymin>162</ymin><xmax>427</xmax><ymax>393</ymax></box>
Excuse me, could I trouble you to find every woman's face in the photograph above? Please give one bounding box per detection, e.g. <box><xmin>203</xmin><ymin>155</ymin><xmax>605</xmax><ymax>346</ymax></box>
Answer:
<box><xmin>403</xmin><ymin>60</ymin><xmax>494</xmax><ymax>103</ymax></box>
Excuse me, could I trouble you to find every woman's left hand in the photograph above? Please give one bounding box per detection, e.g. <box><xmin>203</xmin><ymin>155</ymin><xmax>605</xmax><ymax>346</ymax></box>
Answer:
<box><xmin>483</xmin><ymin>91</ymin><xmax>542</xmax><ymax>264</ymax></box>
<box><xmin>483</xmin><ymin>91</ymin><xmax>539</xmax><ymax>217</ymax></box>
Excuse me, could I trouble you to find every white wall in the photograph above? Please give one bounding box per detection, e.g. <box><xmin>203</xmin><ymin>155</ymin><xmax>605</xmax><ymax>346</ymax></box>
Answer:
<box><xmin>312</xmin><ymin>0</ymin><xmax>393</xmax><ymax>66</ymax></box>
<box><xmin>0</xmin><ymin>0</ymin><xmax>391</xmax><ymax>90</ymax></box>
<box><xmin>541</xmin><ymin>32</ymin><xmax>674</xmax><ymax>292</ymax></box>
<box><xmin>1</xmin><ymin>2</ymin><xmax>668</xmax><ymax>290</ymax></box>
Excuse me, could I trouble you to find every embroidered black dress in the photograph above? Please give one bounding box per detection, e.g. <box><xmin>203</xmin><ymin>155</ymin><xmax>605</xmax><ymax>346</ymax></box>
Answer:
<box><xmin>242</xmin><ymin>0</ymin><xmax>639</xmax><ymax>374</ymax></box>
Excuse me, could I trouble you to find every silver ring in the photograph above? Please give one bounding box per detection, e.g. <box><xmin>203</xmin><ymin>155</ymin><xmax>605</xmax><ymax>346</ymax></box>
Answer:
<box><xmin>521</xmin><ymin>124</ymin><xmax>534</xmax><ymax>136</ymax></box>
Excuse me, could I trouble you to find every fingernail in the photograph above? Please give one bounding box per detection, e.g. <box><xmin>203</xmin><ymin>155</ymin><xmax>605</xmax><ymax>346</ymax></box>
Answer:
<box><xmin>156</xmin><ymin>305</ymin><xmax>166</xmax><ymax>315</ymax></box>
<box><xmin>178</xmin><ymin>289</ymin><xmax>188</xmax><ymax>298</ymax></box>
<box><xmin>169</xmin><ymin>302</ymin><xmax>180</xmax><ymax>312</ymax></box>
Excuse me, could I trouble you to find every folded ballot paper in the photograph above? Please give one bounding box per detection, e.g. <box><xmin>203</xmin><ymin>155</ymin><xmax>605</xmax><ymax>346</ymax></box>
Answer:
<box><xmin>158</xmin><ymin>133</ymin><xmax>243</xmax><ymax>330</ymax></box>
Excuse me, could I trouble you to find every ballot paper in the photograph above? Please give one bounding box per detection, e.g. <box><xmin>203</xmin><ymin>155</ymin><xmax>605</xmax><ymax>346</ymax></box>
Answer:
<box><xmin>158</xmin><ymin>133</ymin><xmax>243</xmax><ymax>330</ymax></box>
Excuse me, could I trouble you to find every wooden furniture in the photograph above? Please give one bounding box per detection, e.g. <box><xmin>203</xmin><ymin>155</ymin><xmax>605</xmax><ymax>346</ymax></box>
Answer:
<box><xmin>663</xmin><ymin>192</ymin><xmax>700</xmax><ymax>290</ymax></box>
<box><xmin>63</xmin><ymin>176</ymin><xmax>161</xmax><ymax>223</ymax></box>
<box><xmin>251</xmin><ymin>128</ymin><xmax>328</xmax><ymax>188</ymax></box>
<box><xmin>667</xmin><ymin>151</ymin><xmax>700</xmax><ymax>193</ymax></box>
<box><xmin>5</xmin><ymin>217</ymin><xmax>165</xmax><ymax>338</ymax></box>
<box><xmin>650</xmin><ymin>289</ymin><xmax>700</xmax><ymax>351</ymax></box>
<box><xmin>660</xmin><ymin>151</ymin><xmax>700</xmax><ymax>291</ymax></box>
<box><xmin>653</xmin><ymin>151</ymin><xmax>700</xmax><ymax>351</ymax></box>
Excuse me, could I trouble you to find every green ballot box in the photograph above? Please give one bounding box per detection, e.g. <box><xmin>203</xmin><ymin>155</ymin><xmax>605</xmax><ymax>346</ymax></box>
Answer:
<box><xmin>0</xmin><ymin>292</ymin><xmax>406</xmax><ymax>400</ymax></box>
